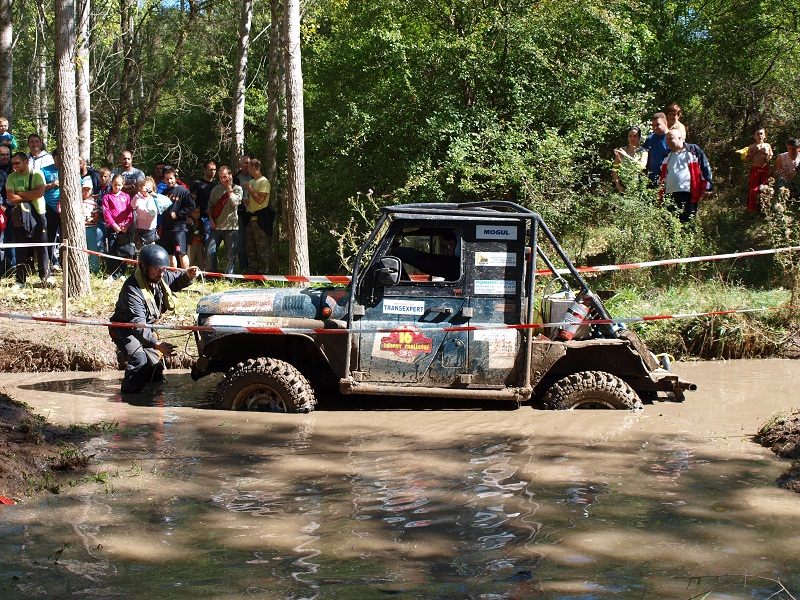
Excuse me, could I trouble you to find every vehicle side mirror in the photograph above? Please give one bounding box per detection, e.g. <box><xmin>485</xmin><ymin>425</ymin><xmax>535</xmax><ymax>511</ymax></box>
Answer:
<box><xmin>376</xmin><ymin>256</ymin><xmax>401</xmax><ymax>286</ymax></box>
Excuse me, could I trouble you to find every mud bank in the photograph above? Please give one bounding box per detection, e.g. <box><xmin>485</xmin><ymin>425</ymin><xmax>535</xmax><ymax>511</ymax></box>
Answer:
<box><xmin>756</xmin><ymin>409</ymin><xmax>800</xmax><ymax>493</ymax></box>
<box><xmin>0</xmin><ymin>395</ymin><xmax>94</xmax><ymax>500</ymax></box>
<box><xmin>0</xmin><ymin>320</ymin><xmax>193</xmax><ymax>373</ymax></box>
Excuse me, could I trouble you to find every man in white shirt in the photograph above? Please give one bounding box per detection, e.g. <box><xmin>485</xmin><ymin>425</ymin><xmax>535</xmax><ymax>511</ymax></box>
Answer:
<box><xmin>27</xmin><ymin>134</ymin><xmax>54</xmax><ymax>171</ymax></box>
<box><xmin>658</xmin><ymin>130</ymin><xmax>713</xmax><ymax>222</ymax></box>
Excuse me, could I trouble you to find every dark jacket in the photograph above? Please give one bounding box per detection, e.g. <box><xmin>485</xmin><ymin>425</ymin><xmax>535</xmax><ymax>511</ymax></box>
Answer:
<box><xmin>160</xmin><ymin>185</ymin><xmax>195</xmax><ymax>232</ymax></box>
<box><xmin>109</xmin><ymin>268</ymin><xmax>192</xmax><ymax>348</ymax></box>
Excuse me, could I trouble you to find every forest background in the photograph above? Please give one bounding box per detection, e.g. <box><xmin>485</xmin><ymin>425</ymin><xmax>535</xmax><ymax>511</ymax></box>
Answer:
<box><xmin>2</xmin><ymin>0</ymin><xmax>800</xmax><ymax>358</ymax></box>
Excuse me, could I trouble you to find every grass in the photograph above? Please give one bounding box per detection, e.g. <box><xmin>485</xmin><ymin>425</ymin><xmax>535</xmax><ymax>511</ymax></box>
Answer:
<box><xmin>603</xmin><ymin>279</ymin><xmax>796</xmax><ymax>359</ymax></box>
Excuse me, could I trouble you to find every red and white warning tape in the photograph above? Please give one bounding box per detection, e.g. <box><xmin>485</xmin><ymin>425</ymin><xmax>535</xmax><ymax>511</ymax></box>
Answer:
<box><xmin>0</xmin><ymin>242</ymin><xmax>60</xmax><ymax>248</ymax></box>
<box><xmin>559</xmin><ymin>246</ymin><xmax>800</xmax><ymax>276</ymax></box>
<box><xmin>0</xmin><ymin>305</ymin><xmax>792</xmax><ymax>337</ymax></box>
<box><xmin>61</xmin><ymin>243</ymin><xmax>800</xmax><ymax>284</ymax></box>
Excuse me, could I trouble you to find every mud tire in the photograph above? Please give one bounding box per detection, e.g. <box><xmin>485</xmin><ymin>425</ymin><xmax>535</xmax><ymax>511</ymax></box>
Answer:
<box><xmin>542</xmin><ymin>371</ymin><xmax>641</xmax><ymax>410</ymax></box>
<box><xmin>215</xmin><ymin>357</ymin><xmax>316</xmax><ymax>413</ymax></box>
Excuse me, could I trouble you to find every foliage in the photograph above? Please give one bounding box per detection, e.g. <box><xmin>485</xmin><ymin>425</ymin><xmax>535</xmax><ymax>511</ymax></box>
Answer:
<box><xmin>6</xmin><ymin>0</ymin><xmax>800</xmax><ymax>275</ymax></box>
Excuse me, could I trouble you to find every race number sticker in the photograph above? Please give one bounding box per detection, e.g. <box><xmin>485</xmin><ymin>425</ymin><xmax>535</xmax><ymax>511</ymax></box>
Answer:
<box><xmin>475</xmin><ymin>252</ymin><xmax>517</xmax><ymax>267</ymax></box>
<box><xmin>474</xmin><ymin>280</ymin><xmax>516</xmax><ymax>295</ymax></box>
<box><xmin>473</xmin><ymin>330</ymin><xmax>518</xmax><ymax>368</ymax></box>
<box><xmin>375</xmin><ymin>326</ymin><xmax>433</xmax><ymax>361</ymax></box>
<box><xmin>383</xmin><ymin>300</ymin><xmax>425</xmax><ymax>315</ymax></box>
<box><xmin>476</xmin><ymin>225</ymin><xmax>517</xmax><ymax>240</ymax></box>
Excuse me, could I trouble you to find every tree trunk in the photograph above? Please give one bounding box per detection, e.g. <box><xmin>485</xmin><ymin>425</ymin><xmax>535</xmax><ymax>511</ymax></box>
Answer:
<box><xmin>232</xmin><ymin>0</ymin><xmax>253</xmax><ymax>166</ymax></box>
<box><xmin>104</xmin><ymin>0</ymin><xmax>135</xmax><ymax>166</ymax></box>
<box><xmin>283</xmin><ymin>0</ymin><xmax>309</xmax><ymax>277</ymax></box>
<box><xmin>37</xmin><ymin>39</ymin><xmax>49</xmax><ymax>144</ymax></box>
<box><xmin>76</xmin><ymin>0</ymin><xmax>91</xmax><ymax>161</ymax></box>
<box><xmin>267</xmin><ymin>0</ymin><xmax>282</xmax><ymax>273</ymax></box>
<box><xmin>54</xmin><ymin>0</ymin><xmax>91</xmax><ymax>296</ymax></box>
<box><xmin>0</xmin><ymin>0</ymin><xmax>12</xmax><ymax>125</ymax></box>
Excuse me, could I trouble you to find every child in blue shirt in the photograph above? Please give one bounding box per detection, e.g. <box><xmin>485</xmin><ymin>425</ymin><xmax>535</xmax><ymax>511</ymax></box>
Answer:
<box><xmin>0</xmin><ymin>117</ymin><xmax>17</xmax><ymax>152</ymax></box>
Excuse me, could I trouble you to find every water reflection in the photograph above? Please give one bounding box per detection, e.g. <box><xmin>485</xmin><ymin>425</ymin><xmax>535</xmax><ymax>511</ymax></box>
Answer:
<box><xmin>1</xmin><ymin>362</ymin><xmax>800</xmax><ymax>598</ymax></box>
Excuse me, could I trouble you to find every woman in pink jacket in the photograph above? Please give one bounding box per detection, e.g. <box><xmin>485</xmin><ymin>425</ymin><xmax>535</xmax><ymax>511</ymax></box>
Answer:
<box><xmin>102</xmin><ymin>174</ymin><xmax>134</xmax><ymax>280</ymax></box>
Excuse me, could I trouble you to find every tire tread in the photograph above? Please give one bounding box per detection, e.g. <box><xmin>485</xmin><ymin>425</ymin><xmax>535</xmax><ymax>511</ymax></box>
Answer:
<box><xmin>542</xmin><ymin>370</ymin><xmax>641</xmax><ymax>410</ymax></box>
<box><xmin>215</xmin><ymin>357</ymin><xmax>317</xmax><ymax>413</ymax></box>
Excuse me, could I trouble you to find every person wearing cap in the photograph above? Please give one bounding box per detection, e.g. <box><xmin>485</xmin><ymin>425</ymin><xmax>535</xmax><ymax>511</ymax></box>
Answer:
<box><xmin>108</xmin><ymin>244</ymin><xmax>199</xmax><ymax>394</ymax></box>
<box><xmin>81</xmin><ymin>170</ymin><xmax>102</xmax><ymax>273</ymax></box>
<box><xmin>773</xmin><ymin>138</ymin><xmax>800</xmax><ymax>200</ymax></box>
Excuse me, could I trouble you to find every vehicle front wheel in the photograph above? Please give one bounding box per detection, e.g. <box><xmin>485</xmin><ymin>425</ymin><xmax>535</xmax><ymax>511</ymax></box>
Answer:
<box><xmin>542</xmin><ymin>371</ymin><xmax>641</xmax><ymax>410</ymax></box>
<box><xmin>215</xmin><ymin>357</ymin><xmax>317</xmax><ymax>413</ymax></box>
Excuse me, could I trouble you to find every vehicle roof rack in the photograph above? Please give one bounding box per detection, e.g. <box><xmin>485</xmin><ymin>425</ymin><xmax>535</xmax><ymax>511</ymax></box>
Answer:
<box><xmin>383</xmin><ymin>201</ymin><xmax>539</xmax><ymax>219</ymax></box>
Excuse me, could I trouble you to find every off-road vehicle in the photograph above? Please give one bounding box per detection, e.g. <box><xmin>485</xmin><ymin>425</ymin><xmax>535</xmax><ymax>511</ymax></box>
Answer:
<box><xmin>191</xmin><ymin>202</ymin><xmax>695</xmax><ymax>411</ymax></box>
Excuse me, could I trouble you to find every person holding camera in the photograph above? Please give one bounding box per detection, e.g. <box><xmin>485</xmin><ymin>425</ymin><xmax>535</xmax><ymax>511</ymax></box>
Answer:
<box><xmin>5</xmin><ymin>151</ymin><xmax>51</xmax><ymax>289</ymax></box>
<box><xmin>108</xmin><ymin>244</ymin><xmax>199</xmax><ymax>394</ymax></box>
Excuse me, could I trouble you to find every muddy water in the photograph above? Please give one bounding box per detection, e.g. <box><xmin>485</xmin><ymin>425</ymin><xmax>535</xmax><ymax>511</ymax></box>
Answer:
<box><xmin>1</xmin><ymin>360</ymin><xmax>799</xmax><ymax>599</ymax></box>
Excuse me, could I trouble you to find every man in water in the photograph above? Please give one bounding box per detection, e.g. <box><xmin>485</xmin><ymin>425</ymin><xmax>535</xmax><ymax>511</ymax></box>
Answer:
<box><xmin>108</xmin><ymin>244</ymin><xmax>199</xmax><ymax>394</ymax></box>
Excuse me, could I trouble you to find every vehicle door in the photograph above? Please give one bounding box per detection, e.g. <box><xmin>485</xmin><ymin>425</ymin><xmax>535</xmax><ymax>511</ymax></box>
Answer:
<box><xmin>354</xmin><ymin>223</ymin><xmax>470</xmax><ymax>386</ymax></box>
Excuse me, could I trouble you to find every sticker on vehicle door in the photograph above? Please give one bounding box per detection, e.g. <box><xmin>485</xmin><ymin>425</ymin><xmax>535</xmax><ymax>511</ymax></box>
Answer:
<box><xmin>476</xmin><ymin>225</ymin><xmax>517</xmax><ymax>240</ymax></box>
<box><xmin>474</xmin><ymin>279</ymin><xmax>516</xmax><ymax>295</ymax></box>
<box><xmin>383</xmin><ymin>300</ymin><xmax>425</xmax><ymax>315</ymax></box>
<box><xmin>475</xmin><ymin>252</ymin><xmax>517</xmax><ymax>267</ymax></box>
<box><xmin>372</xmin><ymin>326</ymin><xmax>433</xmax><ymax>362</ymax></box>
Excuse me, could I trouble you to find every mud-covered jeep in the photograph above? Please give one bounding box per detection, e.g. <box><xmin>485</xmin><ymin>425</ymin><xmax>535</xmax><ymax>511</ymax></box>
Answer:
<box><xmin>191</xmin><ymin>202</ymin><xmax>695</xmax><ymax>412</ymax></box>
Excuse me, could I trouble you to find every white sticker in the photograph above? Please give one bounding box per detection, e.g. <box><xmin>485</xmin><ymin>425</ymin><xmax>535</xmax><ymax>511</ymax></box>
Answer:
<box><xmin>475</xmin><ymin>252</ymin><xmax>517</xmax><ymax>267</ymax></box>
<box><xmin>476</xmin><ymin>225</ymin><xmax>517</xmax><ymax>240</ymax></box>
<box><xmin>474</xmin><ymin>280</ymin><xmax>516</xmax><ymax>295</ymax></box>
<box><xmin>383</xmin><ymin>300</ymin><xmax>425</xmax><ymax>315</ymax></box>
<box><xmin>207</xmin><ymin>315</ymin><xmax>278</xmax><ymax>327</ymax></box>
<box><xmin>473</xmin><ymin>330</ymin><xmax>518</xmax><ymax>368</ymax></box>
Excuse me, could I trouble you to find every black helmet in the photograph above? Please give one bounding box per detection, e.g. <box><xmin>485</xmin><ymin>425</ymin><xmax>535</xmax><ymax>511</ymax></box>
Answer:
<box><xmin>138</xmin><ymin>244</ymin><xmax>170</xmax><ymax>269</ymax></box>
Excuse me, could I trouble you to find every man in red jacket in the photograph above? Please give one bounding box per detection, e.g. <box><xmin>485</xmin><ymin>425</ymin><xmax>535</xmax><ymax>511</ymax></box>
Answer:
<box><xmin>659</xmin><ymin>130</ymin><xmax>713</xmax><ymax>222</ymax></box>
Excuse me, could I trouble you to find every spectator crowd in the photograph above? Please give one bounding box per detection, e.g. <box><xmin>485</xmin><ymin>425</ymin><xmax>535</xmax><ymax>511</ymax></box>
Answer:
<box><xmin>0</xmin><ymin>132</ymin><xmax>276</xmax><ymax>287</ymax></box>
<box><xmin>1</xmin><ymin>106</ymin><xmax>797</xmax><ymax>287</ymax></box>
<box><xmin>612</xmin><ymin>103</ymin><xmax>799</xmax><ymax>220</ymax></box>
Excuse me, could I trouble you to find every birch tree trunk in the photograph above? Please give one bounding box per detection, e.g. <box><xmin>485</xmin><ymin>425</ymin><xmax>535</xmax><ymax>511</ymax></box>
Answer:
<box><xmin>283</xmin><ymin>0</ymin><xmax>308</xmax><ymax>277</ymax></box>
<box><xmin>37</xmin><ymin>41</ymin><xmax>49</xmax><ymax>144</ymax></box>
<box><xmin>232</xmin><ymin>0</ymin><xmax>253</xmax><ymax>166</ymax></box>
<box><xmin>267</xmin><ymin>0</ymin><xmax>282</xmax><ymax>273</ymax></box>
<box><xmin>0</xmin><ymin>0</ymin><xmax>12</xmax><ymax>124</ymax></box>
<box><xmin>76</xmin><ymin>0</ymin><xmax>91</xmax><ymax>161</ymax></box>
<box><xmin>55</xmin><ymin>0</ymin><xmax>90</xmax><ymax>295</ymax></box>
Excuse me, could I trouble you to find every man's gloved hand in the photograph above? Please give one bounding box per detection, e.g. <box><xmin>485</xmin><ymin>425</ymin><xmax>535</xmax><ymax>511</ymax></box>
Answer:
<box><xmin>156</xmin><ymin>340</ymin><xmax>175</xmax><ymax>357</ymax></box>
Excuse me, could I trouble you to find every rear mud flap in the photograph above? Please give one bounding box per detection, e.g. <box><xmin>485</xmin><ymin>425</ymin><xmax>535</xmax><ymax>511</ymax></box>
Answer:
<box><xmin>617</xmin><ymin>329</ymin><xmax>661</xmax><ymax>371</ymax></box>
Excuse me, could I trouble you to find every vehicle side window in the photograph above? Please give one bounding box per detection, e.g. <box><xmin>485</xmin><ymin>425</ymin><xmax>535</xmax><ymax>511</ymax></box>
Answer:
<box><xmin>389</xmin><ymin>228</ymin><xmax>461</xmax><ymax>283</ymax></box>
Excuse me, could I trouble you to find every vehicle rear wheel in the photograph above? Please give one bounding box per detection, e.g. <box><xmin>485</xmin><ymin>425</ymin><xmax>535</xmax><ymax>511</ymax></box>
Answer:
<box><xmin>215</xmin><ymin>357</ymin><xmax>317</xmax><ymax>413</ymax></box>
<box><xmin>542</xmin><ymin>371</ymin><xmax>641</xmax><ymax>410</ymax></box>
